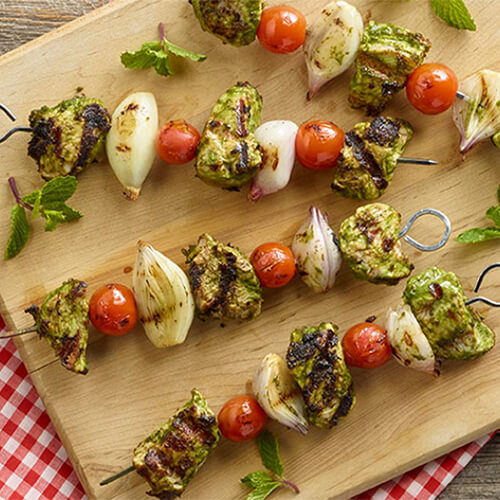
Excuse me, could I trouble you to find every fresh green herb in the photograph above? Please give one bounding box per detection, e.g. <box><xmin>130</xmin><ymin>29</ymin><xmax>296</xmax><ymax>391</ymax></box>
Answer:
<box><xmin>456</xmin><ymin>184</ymin><xmax>500</xmax><ymax>243</ymax></box>
<box><xmin>430</xmin><ymin>0</ymin><xmax>476</xmax><ymax>31</ymax></box>
<box><xmin>240</xmin><ymin>430</ymin><xmax>299</xmax><ymax>500</ymax></box>
<box><xmin>121</xmin><ymin>22</ymin><xmax>206</xmax><ymax>77</ymax></box>
<box><xmin>5</xmin><ymin>176</ymin><xmax>83</xmax><ymax>260</ymax></box>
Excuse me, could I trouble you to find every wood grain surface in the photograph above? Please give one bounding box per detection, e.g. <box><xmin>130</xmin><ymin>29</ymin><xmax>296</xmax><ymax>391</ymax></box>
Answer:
<box><xmin>0</xmin><ymin>1</ymin><xmax>498</xmax><ymax>499</ymax></box>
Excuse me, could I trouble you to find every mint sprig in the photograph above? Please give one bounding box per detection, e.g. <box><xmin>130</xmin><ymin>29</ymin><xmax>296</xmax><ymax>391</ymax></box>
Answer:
<box><xmin>430</xmin><ymin>0</ymin><xmax>476</xmax><ymax>31</ymax></box>
<box><xmin>121</xmin><ymin>22</ymin><xmax>206</xmax><ymax>77</ymax></box>
<box><xmin>5</xmin><ymin>176</ymin><xmax>83</xmax><ymax>260</ymax></box>
<box><xmin>240</xmin><ymin>430</ymin><xmax>299</xmax><ymax>500</ymax></box>
<box><xmin>456</xmin><ymin>184</ymin><xmax>500</xmax><ymax>243</ymax></box>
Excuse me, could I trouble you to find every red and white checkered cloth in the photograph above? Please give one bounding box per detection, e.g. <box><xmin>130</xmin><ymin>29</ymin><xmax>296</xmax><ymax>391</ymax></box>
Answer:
<box><xmin>0</xmin><ymin>317</ymin><xmax>496</xmax><ymax>500</ymax></box>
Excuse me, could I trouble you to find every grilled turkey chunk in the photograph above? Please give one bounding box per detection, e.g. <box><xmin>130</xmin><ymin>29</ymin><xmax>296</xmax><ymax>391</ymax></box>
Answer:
<box><xmin>286</xmin><ymin>323</ymin><xmax>355</xmax><ymax>429</ymax></box>
<box><xmin>25</xmin><ymin>279</ymin><xmax>89</xmax><ymax>374</ymax></box>
<box><xmin>183</xmin><ymin>233</ymin><xmax>262</xmax><ymax>321</ymax></box>
<box><xmin>133</xmin><ymin>390</ymin><xmax>220</xmax><ymax>499</ymax></box>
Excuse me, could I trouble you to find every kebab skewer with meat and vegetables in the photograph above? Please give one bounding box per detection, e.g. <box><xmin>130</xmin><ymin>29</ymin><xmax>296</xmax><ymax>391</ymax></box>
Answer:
<box><xmin>0</xmin><ymin>96</ymin><xmax>111</xmax><ymax>180</ymax></box>
<box><xmin>386</xmin><ymin>265</ymin><xmax>498</xmax><ymax>375</ymax></box>
<box><xmin>183</xmin><ymin>233</ymin><xmax>263</xmax><ymax>321</ymax></box>
<box><xmin>339</xmin><ymin>203</ymin><xmax>450</xmax><ymax>286</ymax></box>
<box><xmin>100</xmin><ymin>389</ymin><xmax>220</xmax><ymax>498</ymax></box>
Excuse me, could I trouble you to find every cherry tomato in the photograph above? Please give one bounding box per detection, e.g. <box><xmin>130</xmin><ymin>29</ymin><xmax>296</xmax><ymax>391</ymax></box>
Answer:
<box><xmin>341</xmin><ymin>322</ymin><xmax>392</xmax><ymax>370</ymax></box>
<box><xmin>257</xmin><ymin>6</ymin><xmax>307</xmax><ymax>54</ymax></box>
<box><xmin>218</xmin><ymin>395</ymin><xmax>267</xmax><ymax>442</ymax></box>
<box><xmin>89</xmin><ymin>284</ymin><xmax>138</xmax><ymax>336</ymax></box>
<box><xmin>406</xmin><ymin>63</ymin><xmax>459</xmax><ymax>115</ymax></box>
<box><xmin>156</xmin><ymin>120</ymin><xmax>200</xmax><ymax>164</ymax></box>
<box><xmin>250</xmin><ymin>242</ymin><xmax>296</xmax><ymax>288</ymax></box>
<box><xmin>295</xmin><ymin>120</ymin><xmax>345</xmax><ymax>170</ymax></box>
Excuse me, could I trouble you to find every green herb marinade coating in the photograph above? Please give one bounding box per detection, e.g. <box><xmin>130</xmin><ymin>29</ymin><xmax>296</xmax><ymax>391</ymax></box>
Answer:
<box><xmin>349</xmin><ymin>21</ymin><xmax>431</xmax><ymax>115</ymax></box>
<box><xmin>403</xmin><ymin>267</ymin><xmax>495</xmax><ymax>360</ymax></box>
<box><xmin>195</xmin><ymin>82</ymin><xmax>263</xmax><ymax>189</ymax></box>
<box><xmin>28</xmin><ymin>96</ymin><xmax>111</xmax><ymax>180</ymax></box>
<box><xmin>339</xmin><ymin>203</ymin><xmax>413</xmax><ymax>285</ymax></box>
<box><xmin>183</xmin><ymin>233</ymin><xmax>262</xmax><ymax>321</ymax></box>
<box><xmin>331</xmin><ymin>117</ymin><xmax>413</xmax><ymax>200</ymax></box>
<box><xmin>133</xmin><ymin>390</ymin><xmax>220</xmax><ymax>499</ymax></box>
<box><xmin>25</xmin><ymin>279</ymin><xmax>89</xmax><ymax>374</ymax></box>
<box><xmin>286</xmin><ymin>323</ymin><xmax>355</xmax><ymax>429</ymax></box>
<box><xmin>189</xmin><ymin>0</ymin><xmax>263</xmax><ymax>46</ymax></box>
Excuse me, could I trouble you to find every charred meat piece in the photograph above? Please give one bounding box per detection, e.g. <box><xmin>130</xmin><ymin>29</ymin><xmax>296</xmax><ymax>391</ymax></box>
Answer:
<box><xmin>348</xmin><ymin>21</ymin><xmax>431</xmax><ymax>115</ymax></box>
<box><xmin>339</xmin><ymin>203</ymin><xmax>414</xmax><ymax>285</ymax></box>
<box><xmin>286</xmin><ymin>322</ymin><xmax>355</xmax><ymax>429</ymax></box>
<box><xmin>189</xmin><ymin>0</ymin><xmax>263</xmax><ymax>46</ymax></box>
<box><xmin>183</xmin><ymin>233</ymin><xmax>262</xmax><ymax>321</ymax></box>
<box><xmin>331</xmin><ymin>116</ymin><xmax>413</xmax><ymax>200</ymax></box>
<box><xmin>28</xmin><ymin>96</ymin><xmax>111</xmax><ymax>180</ymax></box>
<box><xmin>25</xmin><ymin>279</ymin><xmax>89</xmax><ymax>374</ymax></box>
<box><xmin>195</xmin><ymin>82</ymin><xmax>263</xmax><ymax>189</ymax></box>
<box><xmin>403</xmin><ymin>267</ymin><xmax>495</xmax><ymax>360</ymax></box>
<box><xmin>133</xmin><ymin>389</ymin><xmax>220</xmax><ymax>499</ymax></box>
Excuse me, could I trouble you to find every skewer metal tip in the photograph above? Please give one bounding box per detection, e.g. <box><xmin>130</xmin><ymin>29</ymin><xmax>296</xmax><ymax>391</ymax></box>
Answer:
<box><xmin>397</xmin><ymin>158</ymin><xmax>438</xmax><ymax>166</ymax></box>
<box><xmin>100</xmin><ymin>465</ymin><xmax>135</xmax><ymax>486</ymax></box>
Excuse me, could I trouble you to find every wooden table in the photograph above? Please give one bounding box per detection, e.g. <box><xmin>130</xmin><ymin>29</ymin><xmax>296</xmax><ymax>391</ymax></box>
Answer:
<box><xmin>0</xmin><ymin>1</ymin><xmax>498</xmax><ymax>499</ymax></box>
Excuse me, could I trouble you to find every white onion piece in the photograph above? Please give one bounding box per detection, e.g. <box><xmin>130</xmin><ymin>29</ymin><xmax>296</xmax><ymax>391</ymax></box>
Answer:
<box><xmin>386</xmin><ymin>305</ymin><xmax>439</xmax><ymax>376</ymax></box>
<box><xmin>133</xmin><ymin>241</ymin><xmax>195</xmax><ymax>348</ymax></box>
<box><xmin>452</xmin><ymin>69</ymin><xmax>500</xmax><ymax>153</ymax></box>
<box><xmin>304</xmin><ymin>0</ymin><xmax>363</xmax><ymax>100</ymax></box>
<box><xmin>249</xmin><ymin>120</ymin><xmax>298</xmax><ymax>201</ymax></box>
<box><xmin>292</xmin><ymin>206</ymin><xmax>342</xmax><ymax>293</ymax></box>
<box><xmin>253</xmin><ymin>353</ymin><xmax>309</xmax><ymax>434</ymax></box>
<box><xmin>106</xmin><ymin>92</ymin><xmax>158</xmax><ymax>200</ymax></box>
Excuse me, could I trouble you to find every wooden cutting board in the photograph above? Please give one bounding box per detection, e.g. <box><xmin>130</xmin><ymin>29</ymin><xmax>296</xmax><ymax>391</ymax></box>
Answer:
<box><xmin>0</xmin><ymin>1</ymin><xmax>499</xmax><ymax>498</ymax></box>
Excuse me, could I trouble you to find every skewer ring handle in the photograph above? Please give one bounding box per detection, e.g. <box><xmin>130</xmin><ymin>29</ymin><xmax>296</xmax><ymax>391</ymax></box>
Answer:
<box><xmin>399</xmin><ymin>208</ymin><xmax>451</xmax><ymax>252</ymax></box>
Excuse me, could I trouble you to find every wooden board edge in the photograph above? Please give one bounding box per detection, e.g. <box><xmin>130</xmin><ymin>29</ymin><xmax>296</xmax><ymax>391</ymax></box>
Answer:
<box><xmin>0</xmin><ymin>0</ymin><xmax>139</xmax><ymax>65</ymax></box>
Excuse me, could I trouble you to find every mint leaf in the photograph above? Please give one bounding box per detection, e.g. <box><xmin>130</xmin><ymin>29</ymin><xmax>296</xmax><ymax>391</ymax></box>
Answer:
<box><xmin>243</xmin><ymin>482</ymin><xmax>280</xmax><ymax>500</ymax></box>
<box><xmin>257</xmin><ymin>430</ymin><xmax>284</xmax><ymax>478</ymax></box>
<box><xmin>42</xmin><ymin>210</ymin><xmax>68</xmax><ymax>232</ymax></box>
<box><xmin>22</xmin><ymin>190</ymin><xmax>41</xmax><ymax>206</ymax></box>
<box><xmin>163</xmin><ymin>39</ymin><xmax>207</xmax><ymax>62</ymax></box>
<box><xmin>40</xmin><ymin>176</ymin><xmax>78</xmax><ymax>204</ymax></box>
<box><xmin>497</xmin><ymin>184</ymin><xmax>500</xmax><ymax>204</ymax></box>
<box><xmin>430</xmin><ymin>0</ymin><xmax>476</xmax><ymax>31</ymax></box>
<box><xmin>121</xmin><ymin>24</ymin><xmax>205</xmax><ymax>77</ymax></box>
<box><xmin>5</xmin><ymin>205</ymin><xmax>30</xmax><ymax>260</ymax></box>
<box><xmin>241</xmin><ymin>471</ymin><xmax>275</xmax><ymax>489</ymax></box>
<box><xmin>456</xmin><ymin>227</ymin><xmax>500</xmax><ymax>243</ymax></box>
<box><xmin>486</xmin><ymin>206</ymin><xmax>500</xmax><ymax>227</ymax></box>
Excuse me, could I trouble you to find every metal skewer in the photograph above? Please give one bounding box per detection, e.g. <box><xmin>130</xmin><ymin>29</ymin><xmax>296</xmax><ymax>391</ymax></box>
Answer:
<box><xmin>0</xmin><ymin>102</ymin><xmax>34</xmax><ymax>143</ymax></box>
<box><xmin>397</xmin><ymin>158</ymin><xmax>438</xmax><ymax>165</ymax></box>
<box><xmin>100</xmin><ymin>465</ymin><xmax>135</xmax><ymax>486</ymax></box>
<box><xmin>0</xmin><ymin>324</ymin><xmax>38</xmax><ymax>339</ymax></box>
<box><xmin>465</xmin><ymin>263</ymin><xmax>500</xmax><ymax>307</ymax></box>
<box><xmin>399</xmin><ymin>208</ymin><xmax>451</xmax><ymax>251</ymax></box>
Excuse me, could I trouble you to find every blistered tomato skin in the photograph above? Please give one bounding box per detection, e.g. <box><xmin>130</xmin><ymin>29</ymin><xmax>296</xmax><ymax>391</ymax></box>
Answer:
<box><xmin>156</xmin><ymin>120</ymin><xmax>201</xmax><ymax>164</ymax></box>
<box><xmin>257</xmin><ymin>6</ymin><xmax>307</xmax><ymax>54</ymax></box>
<box><xmin>342</xmin><ymin>322</ymin><xmax>392</xmax><ymax>369</ymax></box>
<box><xmin>218</xmin><ymin>395</ymin><xmax>267</xmax><ymax>442</ymax></box>
<box><xmin>406</xmin><ymin>63</ymin><xmax>459</xmax><ymax>115</ymax></box>
<box><xmin>89</xmin><ymin>284</ymin><xmax>138</xmax><ymax>336</ymax></box>
<box><xmin>251</xmin><ymin>242</ymin><xmax>296</xmax><ymax>288</ymax></box>
<box><xmin>295</xmin><ymin>121</ymin><xmax>345</xmax><ymax>170</ymax></box>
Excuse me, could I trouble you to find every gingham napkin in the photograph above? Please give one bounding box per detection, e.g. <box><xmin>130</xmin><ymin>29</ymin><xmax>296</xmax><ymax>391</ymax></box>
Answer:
<box><xmin>0</xmin><ymin>317</ymin><xmax>495</xmax><ymax>500</ymax></box>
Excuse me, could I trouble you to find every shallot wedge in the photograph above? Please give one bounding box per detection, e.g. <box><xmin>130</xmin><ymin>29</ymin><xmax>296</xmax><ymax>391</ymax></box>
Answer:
<box><xmin>386</xmin><ymin>305</ymin><xmax>439</xmax><ymax>376</ymax></box>
<box><xmin>292</xmin><ymin>206</ymin><xmax>342</xmax><ymax>293</ymax></box>
<box><xmin>249</xmin><ymin>120</ymin><xmax>298</xmax><ymax>201</ymax></box>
